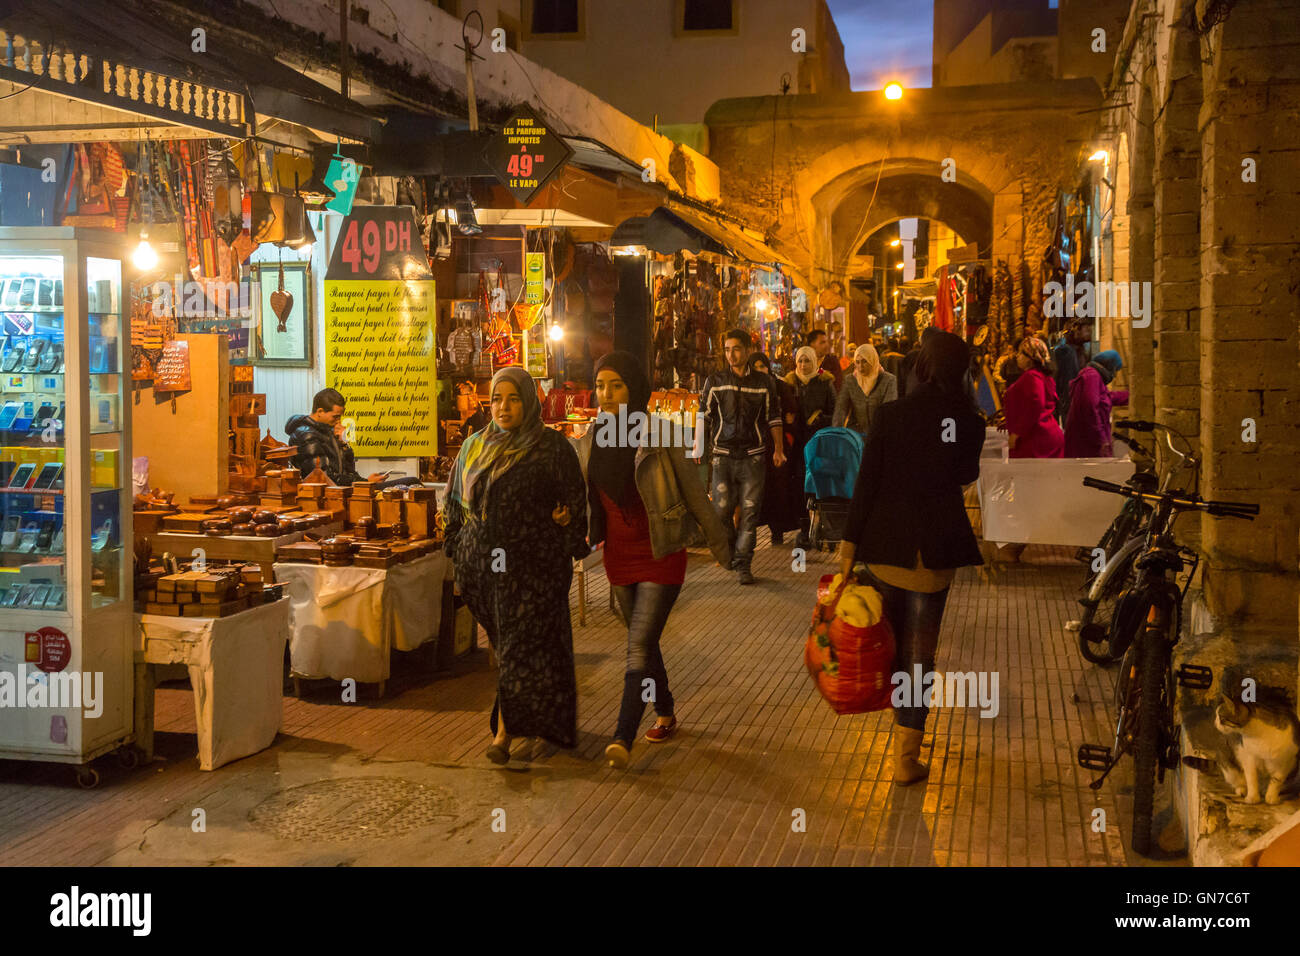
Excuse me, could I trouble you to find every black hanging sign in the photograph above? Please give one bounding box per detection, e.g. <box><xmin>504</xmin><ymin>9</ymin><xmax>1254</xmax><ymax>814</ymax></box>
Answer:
<box><xmin>325</xmin><ymin>205</ymin><xmax>433</xmax><ymax>281</ymax></box>
<box><xmin>483</xmin><ymin>105</ymin><xmax>574</xmax><ymax>205</ymax></box>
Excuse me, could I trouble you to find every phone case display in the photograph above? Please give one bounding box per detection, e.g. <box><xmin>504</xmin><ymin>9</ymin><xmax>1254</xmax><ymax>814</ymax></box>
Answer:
<box><xmin>0</xmin><ymin>253</ymin><xmax>68</xmax><ymax>610</ymax></box>
<box><xmin>0</xmin><ymin>229</ymin><xmax>133</xmax><ymax>776</ymax></box>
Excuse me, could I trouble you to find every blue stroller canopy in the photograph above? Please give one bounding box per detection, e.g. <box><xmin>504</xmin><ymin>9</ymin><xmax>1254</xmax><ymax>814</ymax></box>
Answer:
<box><xmin>803</xmin><ymin>427</ymin><xmax>864</xmax><ymax>499</ymax></box>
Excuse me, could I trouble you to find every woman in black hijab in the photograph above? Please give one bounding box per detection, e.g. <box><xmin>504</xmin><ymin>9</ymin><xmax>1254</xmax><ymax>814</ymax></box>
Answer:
<box><xmin>573</xmin><ymin>351</ymin><xmax>730</xmax><ymax>769</ymax></box>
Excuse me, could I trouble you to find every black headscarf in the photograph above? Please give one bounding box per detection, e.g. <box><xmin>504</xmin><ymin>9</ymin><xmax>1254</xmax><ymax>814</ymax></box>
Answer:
<box><xmin>916</xmin><ymin>330</ymin><xmax>974</xmax><ymax>400</ymax></box>
<box><xmin>588</xmin><ymin>350</ymin><xmax>652</xmax><ymax>511</ymax></box>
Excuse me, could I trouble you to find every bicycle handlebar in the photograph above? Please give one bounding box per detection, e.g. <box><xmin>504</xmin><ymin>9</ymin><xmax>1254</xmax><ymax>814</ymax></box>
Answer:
<box><xmin>1082</xmin><ymin>475</ymin><xmax>1257</xmax><ymax>518</ymax></box>
<box><xmin>1113</xmin><ymin>419</ymin><xmax>1155</xmax><ymax>432</ymax></box>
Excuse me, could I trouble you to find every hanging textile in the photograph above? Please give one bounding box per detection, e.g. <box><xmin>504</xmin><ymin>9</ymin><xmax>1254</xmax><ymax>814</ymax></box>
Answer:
<box><xmin>934</xmin><ymin>265</ymin><xmax>953</xmax><ymax>332</ymax></box>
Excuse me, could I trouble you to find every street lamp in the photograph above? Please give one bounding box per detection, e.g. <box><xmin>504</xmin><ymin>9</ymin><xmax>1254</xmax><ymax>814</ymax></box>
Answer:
<box><xmin>890</xmin><ymin>238</ymin><xmax>901</xmax><ymax>247</ymax></box>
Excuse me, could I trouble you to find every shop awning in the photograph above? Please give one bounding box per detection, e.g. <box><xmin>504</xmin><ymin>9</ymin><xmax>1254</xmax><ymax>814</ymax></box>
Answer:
<box><xmin>0</xmin><ymin>0</ymin><xmax>382</xmax><ymax>142</ymax></box>
<box><xmin>900</xmin><ymin>277</ymin><xmax>938</xmax><ymax>299</ymax></box>
<box><xmin>610</xmin><ymin>204</ymin><xmax>812</xmax><ymax>290</ymax></box>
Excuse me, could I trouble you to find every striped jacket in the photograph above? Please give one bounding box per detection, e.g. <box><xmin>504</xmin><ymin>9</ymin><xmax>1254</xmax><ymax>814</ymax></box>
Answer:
<box><xmin>698</xmin><ymin>368</ymin><xmax>782</xmax><ymax>458</ymax></box>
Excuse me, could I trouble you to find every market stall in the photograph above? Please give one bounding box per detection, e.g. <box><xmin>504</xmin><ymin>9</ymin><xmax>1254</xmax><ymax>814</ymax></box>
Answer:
<box><xmin>274</xmin><ymin>550</ymin><xmax>450</xmax><ymax>696</ymax></box>
<box><xmin>134</xmin><ymin>596</ymin><xmax>290</xmax><ymax>771</ymax></box>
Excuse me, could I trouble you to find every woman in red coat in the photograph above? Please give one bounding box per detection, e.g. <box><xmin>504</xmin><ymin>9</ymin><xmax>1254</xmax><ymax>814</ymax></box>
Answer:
<box><xmin>1001</xmin><ymin>337</ymin><xmax>1064</xmax><ymax>459</ymax></box>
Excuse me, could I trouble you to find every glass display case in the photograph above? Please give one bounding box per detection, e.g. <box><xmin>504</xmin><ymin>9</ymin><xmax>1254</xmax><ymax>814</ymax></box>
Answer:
<box><xmin>0</xmin><ymin>228</ymin><xmax>133</xmax><ymax>777</ymax></box>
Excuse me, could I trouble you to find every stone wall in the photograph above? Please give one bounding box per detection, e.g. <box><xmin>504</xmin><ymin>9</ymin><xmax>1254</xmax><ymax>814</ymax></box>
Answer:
<box><xmin>1102</xmin><ymin>0</ymin><xmax>1300</xmax><ymax>640</ymax></box>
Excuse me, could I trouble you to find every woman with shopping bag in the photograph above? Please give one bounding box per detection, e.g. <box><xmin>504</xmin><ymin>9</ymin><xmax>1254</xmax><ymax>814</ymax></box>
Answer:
<box><xmin>837</xmin><ymin>331</ymin><xmax>986</xmax><ymax>785</ymax></box>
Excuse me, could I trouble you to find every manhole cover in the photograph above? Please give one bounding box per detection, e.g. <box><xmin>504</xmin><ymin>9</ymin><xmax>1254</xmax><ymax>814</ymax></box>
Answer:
<box><xmin>248</xmin><ymin>777</ymin><xmax>458</xmax><ymax>842</ymax></box>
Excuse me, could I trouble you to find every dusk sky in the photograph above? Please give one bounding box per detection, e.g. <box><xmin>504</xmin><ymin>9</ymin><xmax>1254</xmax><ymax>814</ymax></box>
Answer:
<box><xmin>825</xmin><ymin>0</ymin><xmax>934</xmax><ymax>90</ymax></box>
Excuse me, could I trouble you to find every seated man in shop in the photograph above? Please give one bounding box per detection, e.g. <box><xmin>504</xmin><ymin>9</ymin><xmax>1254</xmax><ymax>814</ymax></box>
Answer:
<box><xmin>285</xmin><ymin>388</ymin><xmax>364</xmax><ymax>486</ymax></box>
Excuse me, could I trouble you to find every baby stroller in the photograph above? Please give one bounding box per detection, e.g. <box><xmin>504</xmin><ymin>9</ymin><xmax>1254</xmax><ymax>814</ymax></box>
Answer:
<box><xmin>803</xmin><ymin>427</ymin><xmax>864</xmax><ymax>552</ymax></box>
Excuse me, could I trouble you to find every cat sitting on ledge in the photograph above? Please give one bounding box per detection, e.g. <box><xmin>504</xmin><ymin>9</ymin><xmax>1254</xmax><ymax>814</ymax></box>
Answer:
<box><xmin>1184</xmin><ymin>688</ymin><xmax>1300</xmax><ymax>806</ymax></box>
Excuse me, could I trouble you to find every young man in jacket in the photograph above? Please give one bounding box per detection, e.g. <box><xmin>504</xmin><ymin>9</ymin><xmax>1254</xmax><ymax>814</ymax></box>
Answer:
<box><xmin>807</xmin><ymin>329</ymin><xmax>843</xmax><ymax>390</ymax></box>
<box><xmin>285</xmin><ymin>387</ymin><xmax>364</xmax><ymax>486</ymax></box>
<box><xmin>691</xmin><ymin>329</ymin><xmax>785</xmax><ymax>585</ymax></box>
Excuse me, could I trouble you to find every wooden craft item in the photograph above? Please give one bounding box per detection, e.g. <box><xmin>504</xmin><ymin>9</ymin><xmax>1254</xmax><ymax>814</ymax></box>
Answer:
<box><xmin>270</xmin><ymin>256</ymin><xmax>293</xmax><ymax>332</ymax></box>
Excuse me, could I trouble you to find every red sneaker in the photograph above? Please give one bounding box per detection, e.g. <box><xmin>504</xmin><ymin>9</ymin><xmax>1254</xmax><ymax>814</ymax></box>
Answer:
<box><xmin>644</xmin><ymin>717</ymin><xmax>678</xmax><ymax>743</ymax></box>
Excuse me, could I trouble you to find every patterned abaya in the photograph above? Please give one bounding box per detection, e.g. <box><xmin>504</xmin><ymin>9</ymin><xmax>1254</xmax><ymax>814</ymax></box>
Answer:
<box><xmin>443</xmin><ymin>406</ymin><xmax>589</xmax><ymax>748</ymax></box>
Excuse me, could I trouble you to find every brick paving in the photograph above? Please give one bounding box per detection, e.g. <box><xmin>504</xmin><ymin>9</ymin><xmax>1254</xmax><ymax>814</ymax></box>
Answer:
<box><xmin>0</xmin><ymin>539</ymin><xmax>1160</xmax><ymax>866</ymax></box>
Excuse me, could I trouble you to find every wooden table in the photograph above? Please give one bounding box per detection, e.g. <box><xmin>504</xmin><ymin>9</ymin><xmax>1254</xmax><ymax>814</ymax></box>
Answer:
<box><xmin>152</xmin><ymin>522</ymin><xmax>343</xmax><ymax>581</ymax></box>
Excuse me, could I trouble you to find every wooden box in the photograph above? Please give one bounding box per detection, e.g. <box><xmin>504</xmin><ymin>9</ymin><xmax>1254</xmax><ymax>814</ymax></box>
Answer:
<box><xmin>234</xmin><ymin>426</ymin><xmax>261</xmax><ymax>460</ymax></box>
<box><xmin>404</xmin><ymin>499</ymin><xmax>435</xmax><ymax>539</ymax></box>
<box><xmin>161</xmin><ymin>513</ymin><xmax>212</xmax><ymax>534</ymax></box>
<box><xmin>377</xmin><ymin>498</ymin><xmax>404</xmax><ymax>527</ymax></box>
<box><xmin>347</xmin><ymin>497</ymin><xmax>376</xmax><ymax>525</ymax></box>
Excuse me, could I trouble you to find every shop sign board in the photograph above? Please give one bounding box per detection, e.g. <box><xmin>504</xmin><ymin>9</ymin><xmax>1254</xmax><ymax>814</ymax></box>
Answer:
<box><xmin>524</xmin><ymin>326</ymin><xmax>549</xmax><ymax>378</ymax></box>
<box><xmin>325</xmin><ymin>206</ymin><xmax>437</xmax><ymax>457</ymax></box>
<box><xmin>326</xmin><ymin>206</ymin><xmax>432</xmax><ymax>282</ymax></box>
<box><xmin>484</xmin><ymin>105</ymin><xmax>574</xmax><ymax>205</ymax></box>
<box><xmin>525</xmin><ymin>252</ymin><xmax>545</xmax><ymax>304</ymax></box>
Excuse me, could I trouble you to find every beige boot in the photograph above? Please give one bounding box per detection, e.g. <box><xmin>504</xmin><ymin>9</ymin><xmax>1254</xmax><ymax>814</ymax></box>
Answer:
<box><xmin>892</xmin><ymin>725</ymin><xmax>929</xmax><ymax>785</ymax></box>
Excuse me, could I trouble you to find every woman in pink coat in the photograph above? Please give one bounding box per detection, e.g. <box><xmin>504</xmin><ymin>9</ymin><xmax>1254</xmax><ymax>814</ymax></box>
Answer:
<box><xmin>1064</xmin><ymin>350</ymin><xmax>1129</xmax><ymax>457</ymax></box>
<box><xmin>1001</xmin><ymin>337</ymin><xmax>1064</xmax><ymax>459</ymax></box>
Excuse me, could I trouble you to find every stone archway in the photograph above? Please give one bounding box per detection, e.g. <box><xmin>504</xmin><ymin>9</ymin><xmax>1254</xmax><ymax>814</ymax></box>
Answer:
<box><xmin>822</xmin><ymin>165</ymin><xmax>994</xmax><ymax>277</ymax></box>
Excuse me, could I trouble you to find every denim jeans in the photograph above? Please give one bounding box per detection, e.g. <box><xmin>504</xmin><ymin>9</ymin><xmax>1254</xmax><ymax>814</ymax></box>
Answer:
<box><xmin>611</xmin><ymin>582</ymin><xmax>682</xmax><ymax>746</ymax></box>
<box><xmin>711</xmin><ymin>454</ymin><xmax>766</xmax><ymax>568</ymax></box>
<box><xmin>860</xmin><ymin>566</ymin><xmax>951</xmax><ymax>732</ymax></box>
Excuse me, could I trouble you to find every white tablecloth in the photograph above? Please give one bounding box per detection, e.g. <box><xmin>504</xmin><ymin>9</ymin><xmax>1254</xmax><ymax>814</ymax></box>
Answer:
<box><xmin>978</xmin><ymin>457</ymin><xmax>1135</xmax><ymax>546</ymax></box>
<box><xmin>137</xmin><ymin>598</ymin><xmax>290</xmax><ymax>771</ymax></box>
<box><xmin>273</xmin><ymin>552</ymin><xmax>448</xmax><ymax>683</ymax></box>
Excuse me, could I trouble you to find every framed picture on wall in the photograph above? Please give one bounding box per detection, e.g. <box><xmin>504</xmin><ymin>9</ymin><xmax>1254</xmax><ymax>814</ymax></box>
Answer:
<box><xmin>252</xmin><ymin>261</ymin><xmax>312</xmax><ymax>367</ymax></box>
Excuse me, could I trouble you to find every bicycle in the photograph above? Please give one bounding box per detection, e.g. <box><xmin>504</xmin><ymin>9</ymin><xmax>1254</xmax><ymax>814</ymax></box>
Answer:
<box><xmin>1075</xmin><ymin>475</ymin><xmax>1257</xmax><ymax>856</ymax></box>
<box><xmin>1076</xmin><ymin>420</ymin><xmax>1198</xmax><ymax>664</ymax></box>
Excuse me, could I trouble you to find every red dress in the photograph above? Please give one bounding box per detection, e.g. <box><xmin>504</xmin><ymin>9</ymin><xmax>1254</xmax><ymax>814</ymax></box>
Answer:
<box><xmin>597</xmin><ymin>488</ymin><xmax>687</xmax><ymax>587</ymax></box>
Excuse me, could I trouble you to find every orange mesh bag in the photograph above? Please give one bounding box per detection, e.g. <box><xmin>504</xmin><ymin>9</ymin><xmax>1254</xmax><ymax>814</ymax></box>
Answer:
<box><xmin>804</xmin><ymin>574</ymin><xmax>896</xmax><ymax>715</ymax></box>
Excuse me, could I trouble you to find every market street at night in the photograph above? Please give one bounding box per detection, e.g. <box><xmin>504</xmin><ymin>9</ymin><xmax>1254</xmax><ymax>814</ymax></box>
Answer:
<box><xmin>1</xmin><ymin>542</ymin><xmax>1155</xmax><ymax>867</ymax></box>
<box><xmin>0</xmin><ymin>0</ymin><xmax>1298</xmax><ymax>929</ymax></box>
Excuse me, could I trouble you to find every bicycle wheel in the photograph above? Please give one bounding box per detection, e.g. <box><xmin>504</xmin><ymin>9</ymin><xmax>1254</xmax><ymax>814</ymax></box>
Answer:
<box><xmin>1079</xmin><ymin>550</ymin><xmax>1139</xmax><ymax>664</ymax></box>
<box><xmin>1082</xmin><ymin>502</ymin><xmax>1142</xmax><ymax>592</ymax></box>
<box><xmin>1131</xmin><ymin>621</ymin><xmax>1170</xmax><ymax>857</ymax></box>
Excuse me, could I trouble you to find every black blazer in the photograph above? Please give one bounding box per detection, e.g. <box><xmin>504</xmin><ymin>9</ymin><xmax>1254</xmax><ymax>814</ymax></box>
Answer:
<box><xmin>844</xmin><ymin>382</ymin><xmax>986</xmax><ymax>570</ymax></box>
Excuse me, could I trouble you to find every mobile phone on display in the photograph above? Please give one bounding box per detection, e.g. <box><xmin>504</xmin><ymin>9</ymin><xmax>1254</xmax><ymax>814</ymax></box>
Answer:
<box><xmin>1</xmin><ymin>586</ymin><xmax>22</xmax><ymax>607</ymax></box>
<box><xmin>8</xmin><ymin>463</ymin><xmax>35</xmax><ymax>488</ymax></box>
<box><xmin>0</xmin><ymin>279</ymin><xmax>18</xmax><ymax>309</ymax></box>
<box><xmin>0</xmin><ymin>402</ymin><xmax>22</xmax><ymax>430</ymax></box>
<box><xmin>31</xmin><ymin>463</ymin><xmax>62</xmax><ymax>490</ymax></box>
<box><xmin>37</xmin><ymin>279</ymin><xmax>53</xmax><ymax>309</ymax></box>
<box><xmin>43</xmin><ymin>586</ymin><xmax>64</xmax><ymax>609</ymax></box>
<box><xmin>21</xmin><ymin>584</ymin><xmax>50</xmax><ymax>608</ymax></box>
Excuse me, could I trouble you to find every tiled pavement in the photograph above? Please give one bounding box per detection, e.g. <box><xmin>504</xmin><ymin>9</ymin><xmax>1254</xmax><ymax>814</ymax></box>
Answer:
<box><xmin>0</xmin><ymin>539</ymin><xmax>1159</xmax><ymax>866</ymax></box>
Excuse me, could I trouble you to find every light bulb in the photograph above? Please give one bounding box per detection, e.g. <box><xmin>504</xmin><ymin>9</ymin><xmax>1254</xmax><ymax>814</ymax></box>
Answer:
<box><xmin>884</xmin><ymin>83</ymin><xmax>903</xmax><ymax>100</ymax></box>
<box><xmin>756</xmin><ymin>297</ymin><xmax>768</xmax><ymax>311</ymax></box>
<box><xmin>548</xmin><ymin>323</ymin><xmax>564</xmax><ymax>342</ymax></box>
<box><xmin>132</xmin><ymin>234</ymin><xmax>158</xmax><ymax>271</ymax></box>
<box><xmin>1088</xmin><ymin>149</ymin><xmax>1108</xmax><ymax>163</ymax></box>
